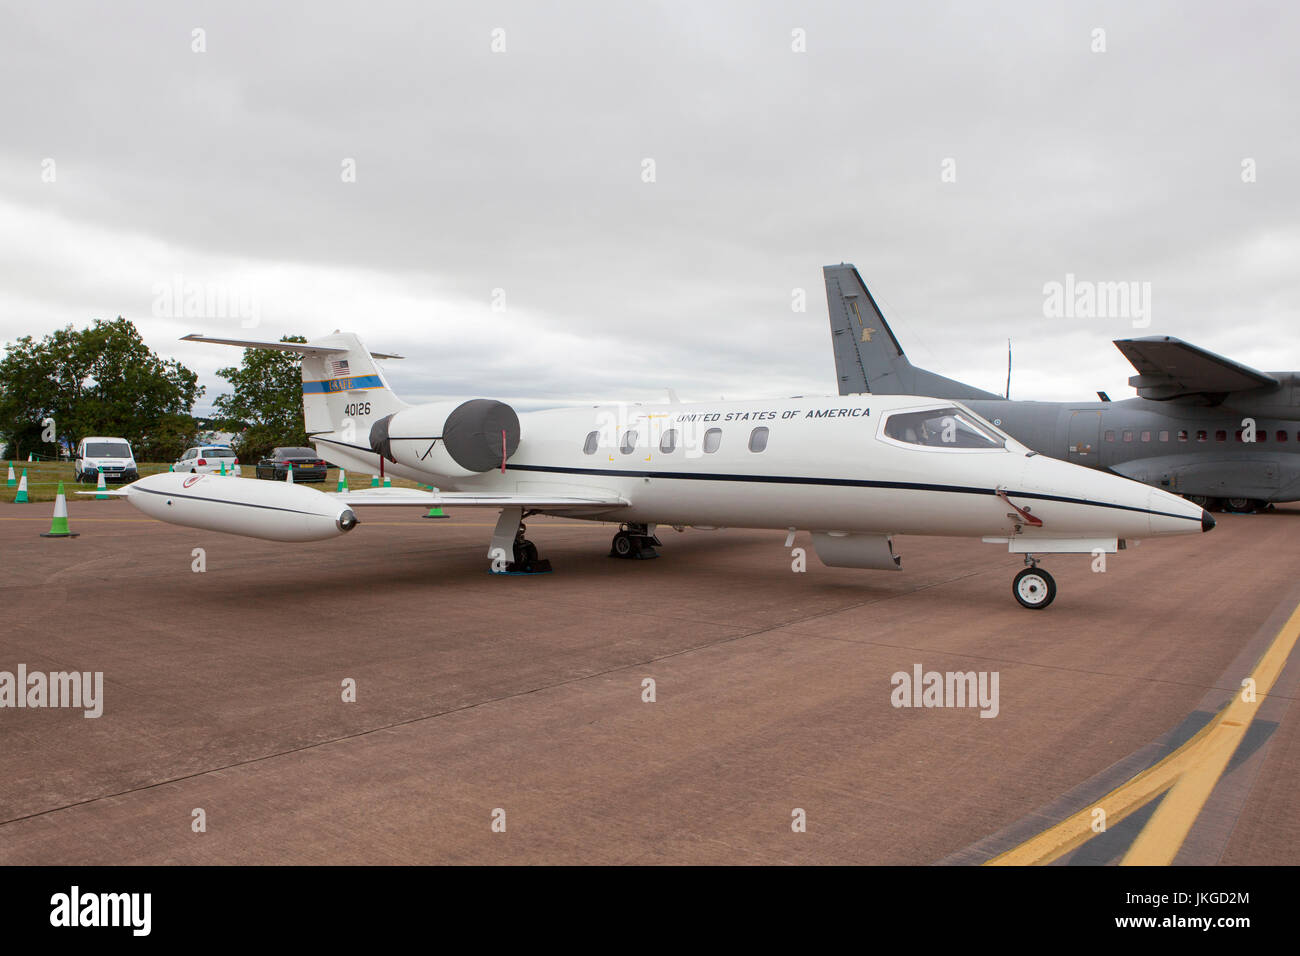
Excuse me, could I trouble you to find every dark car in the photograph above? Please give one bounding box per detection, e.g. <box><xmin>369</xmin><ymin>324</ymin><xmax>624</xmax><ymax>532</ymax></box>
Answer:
<box><xmin>254</xmin><ymin>447</ymin><xmax>329</xmax><ymax>482</ymax></box>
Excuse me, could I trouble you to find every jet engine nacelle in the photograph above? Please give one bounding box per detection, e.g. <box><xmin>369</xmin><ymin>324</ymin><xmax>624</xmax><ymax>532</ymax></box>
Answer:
<box><xmin>123</xmin><ymin>472</ymin><xmax>358</xmax><ymax>542</ymax></box>
<box><xmin>369</xmin><ymin>398</ymin><xmax>521</xmax><ymax>478</ymax></box>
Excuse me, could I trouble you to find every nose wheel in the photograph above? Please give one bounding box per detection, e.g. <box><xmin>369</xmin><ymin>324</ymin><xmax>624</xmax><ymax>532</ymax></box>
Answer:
<box><xmin>1013</xmin><ymin>564</ymin><xmax>1056</xmax><ymax>609</ymax></box>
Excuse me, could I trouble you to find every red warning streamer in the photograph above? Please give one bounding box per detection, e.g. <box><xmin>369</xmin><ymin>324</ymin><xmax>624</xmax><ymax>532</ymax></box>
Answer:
<box><xmin>996</xmin><ymin>489</ymin><xmax>1043</xmax><ymax>527</ymax></box>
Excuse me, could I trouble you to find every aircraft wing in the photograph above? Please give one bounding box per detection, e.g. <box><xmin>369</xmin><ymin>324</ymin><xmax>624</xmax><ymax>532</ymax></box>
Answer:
<box><xmin>331</xmin><ymin>488</ymin><xmax>628</xmax><ymax>510</ymax></box>
<box><xmin>1113</xmin><ymin>335</ymin><xmax>1278</xmax><ymax>402</ymax></box>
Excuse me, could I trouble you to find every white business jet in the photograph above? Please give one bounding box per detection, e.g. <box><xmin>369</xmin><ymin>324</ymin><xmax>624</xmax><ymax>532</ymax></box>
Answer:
<box><xmin>103</xmin><ymin>332</ymin><xmax>1213</xmax><ymax>608</ymax></box>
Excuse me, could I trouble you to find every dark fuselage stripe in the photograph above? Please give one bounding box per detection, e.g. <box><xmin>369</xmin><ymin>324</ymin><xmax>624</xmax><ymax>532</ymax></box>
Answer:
<box><xmin>133</xmin><ymin>486</ymin><xmax>330</xmax><ymax>518</ymax></box>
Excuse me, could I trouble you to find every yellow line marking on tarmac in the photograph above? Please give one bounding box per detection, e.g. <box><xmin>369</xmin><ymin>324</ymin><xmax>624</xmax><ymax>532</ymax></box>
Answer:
<box><xmin>1121</xmin><ymin>600</ymin><xmax>1300</xmax><ymax>865</ymax></box>
<box><xmin>986</xmin><ymin>599</ymin><xmax>1300</xmax><ymax>866</ymax></box>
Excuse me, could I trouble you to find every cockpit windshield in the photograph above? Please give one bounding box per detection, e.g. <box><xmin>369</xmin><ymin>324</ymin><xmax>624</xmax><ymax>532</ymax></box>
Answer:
<box><xmin>882</xmin><ymin>406</ymin><xmax>1006</xmax><ymax>450</ymax></box>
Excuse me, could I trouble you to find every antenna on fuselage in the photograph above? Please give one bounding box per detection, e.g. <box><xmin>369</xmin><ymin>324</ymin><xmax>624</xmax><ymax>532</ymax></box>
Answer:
<box><xmin>1005</xmin><ymin>339</ymin><xmax>1012</xmax><ymax>399</ymax></box>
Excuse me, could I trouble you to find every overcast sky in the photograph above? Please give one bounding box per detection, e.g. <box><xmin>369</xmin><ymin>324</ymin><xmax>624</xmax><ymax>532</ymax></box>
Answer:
<box><xmin>2</xmin><ymin>0</ymin><xmax>1297</xmax><ymax>414</ymax></box>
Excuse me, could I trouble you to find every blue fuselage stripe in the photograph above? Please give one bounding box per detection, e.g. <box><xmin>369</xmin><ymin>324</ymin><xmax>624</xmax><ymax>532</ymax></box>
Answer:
<box><xmin>303</xmin><ymin>376</ymin><xmax>384</xmax><ymax>393</ymax></box>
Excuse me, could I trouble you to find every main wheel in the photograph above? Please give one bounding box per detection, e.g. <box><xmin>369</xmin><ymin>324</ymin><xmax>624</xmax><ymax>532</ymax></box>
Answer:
<box><xmin>514</xmin><ymin>539</ymin><xmax>539</xmax><ymax>567</ymax></box>
<box><xmin>1225</xmin><ymin>497</ymin><xmax>1253</xmax><ymax>513</ymax></box>
<box><xmin>612</xmin><ymin>531</ymin><xmax>634</xmax><ymax>557</ymax></box>
<box><xmin>1013</xmin><ymin>567</ymin><xmax>1056</xmax><ymax>609</ymax></box>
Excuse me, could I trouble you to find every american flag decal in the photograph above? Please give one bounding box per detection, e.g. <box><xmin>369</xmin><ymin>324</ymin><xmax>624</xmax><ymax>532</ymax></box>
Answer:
<box><xmin>328</xmin><ymin>359</ymin><xmax>350</xmax><ymax>378</ymax></box>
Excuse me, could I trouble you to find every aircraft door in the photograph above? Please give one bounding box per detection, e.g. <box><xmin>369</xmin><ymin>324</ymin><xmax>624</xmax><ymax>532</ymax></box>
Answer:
<box><xmin>1066</xmin><ymin>411</ymin><xmax>1102</xmax><ymax>465</ymax></box>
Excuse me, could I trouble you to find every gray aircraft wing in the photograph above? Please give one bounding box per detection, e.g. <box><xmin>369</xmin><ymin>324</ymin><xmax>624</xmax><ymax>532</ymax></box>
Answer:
<box><xmin>1114</xmin><ymin>336</ymin><xmax>1278</xmax><ymax>402</ymax></box>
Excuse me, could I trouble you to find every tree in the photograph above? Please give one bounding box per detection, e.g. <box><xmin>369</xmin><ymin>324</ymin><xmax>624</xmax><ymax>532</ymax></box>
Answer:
<box><xmin>212</xmin><ymin>335</ymin><xmax>308</xmax><ymax>462</ymax></box>
<box><xmin>0</xmin><ymin>318</ymin><xmax>202</xmax><ymax>461</ymax></box>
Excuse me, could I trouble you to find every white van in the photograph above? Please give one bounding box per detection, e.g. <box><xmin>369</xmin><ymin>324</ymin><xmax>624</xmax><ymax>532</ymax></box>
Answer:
<box><xmin>75</xmin><ymin>437</ymin><xmax>139</xmax><ymax>484</ymax></box>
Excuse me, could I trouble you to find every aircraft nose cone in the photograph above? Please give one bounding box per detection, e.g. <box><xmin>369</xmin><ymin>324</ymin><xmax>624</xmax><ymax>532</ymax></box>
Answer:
<box><xmin>1202</xmin><ymin>509</ymin><xmax>1216</xmax><ymax>533</ymax></box>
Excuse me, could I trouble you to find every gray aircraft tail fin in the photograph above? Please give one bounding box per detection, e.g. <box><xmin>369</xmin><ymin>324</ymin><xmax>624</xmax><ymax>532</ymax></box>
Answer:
<box><xmin>823</xmin><ymin>263</ymin><xmax>1002</xmax><ymax>400</ymax></box>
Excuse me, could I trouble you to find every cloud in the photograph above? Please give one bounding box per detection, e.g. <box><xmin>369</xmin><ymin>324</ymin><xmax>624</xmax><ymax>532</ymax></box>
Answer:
<box><xmin>1</xmin><ymin>0</ymin><xmax>1297</xmax><ymax>414</ymax></box>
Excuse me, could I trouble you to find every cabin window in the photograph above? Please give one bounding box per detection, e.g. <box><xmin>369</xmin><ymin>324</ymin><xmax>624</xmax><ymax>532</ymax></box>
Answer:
<box><xmin>1122</xmin><ymin>430</ymin><xmax>1133</xmax><ymax>442</ymax></box>
<box><xmin>583</xmin><ymin>431</ymin><xmax>599</xmax><ymax>455</ymax></box>
<box><xmin>1196</xmin><ymin>430</ymin><xmax>1208</xmax><ymax>442</ymax></box>
<box><xmin>881</xmin><ymin>407</ymin><xmax>1005</xmax><ymax>449</ymax></box>
<box><xmin>1158</xmin><ymin>430</ymin><xmax>1169</xmax><ymax>442</ymax></box>
<box><xmin>748</xmin><ymin>427</ymin><xmax>769</xmax><ymax>453</ymax></box>
<box><xmin>620</xmin><ymin>430</ymin><xmax>638</xmax><ymax>455</ymax></box>
<box><xmin>1141</xmin><ymin>431</ymin><xmax>1152</xmax><ymax>442</ymax></box>
<box><xmin>659</xmin><ymin>429</ymin><xmax>678</xmax><ymax>453</ymax></box>
<box><xmin>1216</xmin><ymin>430</ymin><xmax>1227</xmax><ymax>442</ymax></box>
<box><xmin>1177</xmin><ymin>430</ymin><xmax>1188</xmax><ymax>442</ymax></box>
<box><xmin>703</xmin><ymin>428</ymin><xmax>722</xmax><ymax>454</ymax></box>
<box><xmin>1258</xmin><ymin>431</ymin><xmax>1268</xmax><ymax>442</ymax></box>
<box><xmin>1278</xmin><ymin>431</ymin><xmax>1288</xmax><ymax>442</ymax></box>
<box><xmin>1104</xmin><ymin>430</ymin><xmax>1115</xmax><ymax>442</ymax></box>
<box><xmin>1235</xmin><ymin>430</ymin><xmax>1243</xmax><ymax>442</ymax></box>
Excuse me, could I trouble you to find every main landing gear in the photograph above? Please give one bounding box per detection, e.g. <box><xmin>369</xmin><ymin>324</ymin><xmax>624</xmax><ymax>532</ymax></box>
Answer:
<box><xmin>488</xmin><ymin>507</ymin><xmax>552</xmax><ymax>575</ymax></box>
<box><xmin>609</xmin><ymin>523</ymin><xmax>662</xmax><ymax>560</ymax></box>
<box><xmin>1012</xmin><ymin>555</ymin><xmax>1057</xmax><ymax>610</ymax></box>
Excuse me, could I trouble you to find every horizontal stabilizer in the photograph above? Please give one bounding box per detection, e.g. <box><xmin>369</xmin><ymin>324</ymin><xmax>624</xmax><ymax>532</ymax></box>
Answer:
<box><xmin>1114</xmin><ymin>336</ymin><xmax>1277</xmax><ymax>401</ymax></box>
<box><xmin>181</xmin><ymin>333</ymin><xmax>404</xmax><ymax>360</ymax></box>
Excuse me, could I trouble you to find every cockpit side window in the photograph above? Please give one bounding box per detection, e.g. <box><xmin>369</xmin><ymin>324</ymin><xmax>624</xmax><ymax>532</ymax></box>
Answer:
<box><xmin>882</xmin><ymin>407</ymin><xmax>1005</xmax><ymax>450</ymax></box>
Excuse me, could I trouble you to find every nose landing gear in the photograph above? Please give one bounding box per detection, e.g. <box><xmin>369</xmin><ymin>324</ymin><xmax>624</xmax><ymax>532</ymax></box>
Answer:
<box><xmin>1012</xmin><ymin>555</ymin><xmax>1057</xmax><ymax>609</ymax></box>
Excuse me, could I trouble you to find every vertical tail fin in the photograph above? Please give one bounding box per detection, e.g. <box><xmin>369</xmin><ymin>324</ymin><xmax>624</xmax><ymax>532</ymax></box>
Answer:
<box><xmin>180</xmin><ymin>331</ymin><xmax>408</xmax><ymax>442</ymax></box>
<box><xmin>822</xmin><ymin>264</ymin><xmax>1001</xmax><ymax>400</ymax></box>
<box><xmin>297</xmin><ymin>332</ymin><xmax>407</xmax><ymax>435</ymax></box>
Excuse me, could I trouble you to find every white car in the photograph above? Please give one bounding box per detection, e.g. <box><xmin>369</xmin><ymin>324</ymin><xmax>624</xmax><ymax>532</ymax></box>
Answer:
<box><xmin>75</xmin><ymin>437</ymin><xmax>138</xmax><ymax>483</ymax></box>
<box><xmin>175</xmin><ymin>445</ymin><xmax>241</xmax><ymax>476</ymax></box>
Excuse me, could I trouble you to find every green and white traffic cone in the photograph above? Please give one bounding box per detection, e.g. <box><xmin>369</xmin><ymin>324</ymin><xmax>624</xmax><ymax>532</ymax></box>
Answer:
<box><xmin>337</xmin><ymin>469</ymin><xmax>348</xmax><ymax>493</ymax></box>
<box><xmin>41</xmin><ymin>482</ymin><xmax>79</xmax><ymax>538</ymax></box>
<box><xmin>5</xmin><ymin>462</ymin><xmax>14</xmax><ymax>487</ymax></box>
<box><xmin>168</xmin><ymin>463</ymin><xmax>174</xmax><ymax>472</ymax></box>
<box><xmin>422</xmin><ymin>485</ymin><xmax>449</xmax><ymax>519</ymax></box>
<box><xmin>383</xmin><ymin>475</ymin><xmax>392</xmax><ymax>488</ymax></box>
<box><xmin>220</xmin><ymin>461</ymin><xmax>227</xmax><ymax>476</ymax></box>
<box><xmin>95</xmin><ymin>468</ymin><xmax>108</xmax><ymax>500</ymax></box>
<box><xmin>14</xmin><ymin>469</ymin><xmax>29</xmax><ymax>503</ymax></box>
<box><xmin>286</xmin><ymin>463</ymin><xmax>294</xmax><ymax>484</ymax></box>
<box><xmin>370</xmin><ymin>474</ymin><xmax>379</xmax><ymax>488</ymax></box>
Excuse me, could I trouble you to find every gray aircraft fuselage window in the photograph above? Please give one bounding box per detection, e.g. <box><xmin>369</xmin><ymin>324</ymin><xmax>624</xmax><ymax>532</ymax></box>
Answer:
<box><xmin>659</xmin><ymin>429</ymin><xmax>678</xmax><ymax>454</ymax></box>
<box><xmin>583</xmin><ymin>431</ymin><xmax>599</xmax><ymax>455</ymax></box>
<box><xmin>883</xmin><ymin>408</ymin><xmax>1005</xmax><ymax>450</ymax></box>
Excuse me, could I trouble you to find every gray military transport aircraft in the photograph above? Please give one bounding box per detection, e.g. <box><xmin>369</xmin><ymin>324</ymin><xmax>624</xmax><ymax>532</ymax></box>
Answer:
<box><xmin>825</xmin><ymin>263</ymin><xmax>1300</xmax><ymax>513</ymax></box>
